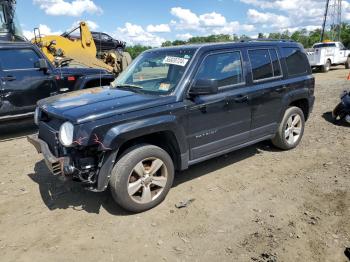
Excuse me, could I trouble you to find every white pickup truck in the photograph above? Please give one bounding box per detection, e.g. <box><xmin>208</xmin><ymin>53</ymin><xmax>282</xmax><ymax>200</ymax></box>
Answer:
<box><xmin>306</xmin><ymin>42</ymin><xmax>350</xmax><ymax>72</ymax></box>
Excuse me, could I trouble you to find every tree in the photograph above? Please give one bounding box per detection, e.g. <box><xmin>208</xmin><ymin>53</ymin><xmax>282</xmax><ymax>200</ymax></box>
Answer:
<box><xmin>125</xmin><ymin>45</ymin><xmax>152</xmax><ymax>59</ymax></box>
<box><xmin>258</xmin><ymin>33</ymin><xmax>265</xmax><ymax>39</ymax></box>
<box><xmin>161</xmin><ymin>41</ymin><xmax>172</xmax><ymax>47</ymax></box>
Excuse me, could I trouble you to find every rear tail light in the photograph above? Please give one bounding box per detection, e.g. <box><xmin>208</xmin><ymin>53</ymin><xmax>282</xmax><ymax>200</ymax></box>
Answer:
<box><xmin>67</xmin><ymin>76</ymin><xmax>76</xmax><ymax>81</ymax></box>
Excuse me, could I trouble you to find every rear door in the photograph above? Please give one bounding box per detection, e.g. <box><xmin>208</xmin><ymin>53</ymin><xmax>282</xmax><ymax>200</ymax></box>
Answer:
<box><xmin>247</xmin><ymin>47</ymin><xmax>285</xmax><ymax>139</ymax></box>
<box><xmin>0</xmin><ymin>47</ymin><xmax>55</xmax><ymax>119</ymax></box>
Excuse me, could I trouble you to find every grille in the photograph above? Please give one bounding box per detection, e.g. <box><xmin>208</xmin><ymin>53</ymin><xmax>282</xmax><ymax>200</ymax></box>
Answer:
<box><xmin>51</xmin><ymin>161</ymin><xmax>62</xmax><ymax>176</ymax></box>
<box><xmin>38</xmin><ymin>122</ymin><xmax>60</xmax><ymax>157</ymax></box>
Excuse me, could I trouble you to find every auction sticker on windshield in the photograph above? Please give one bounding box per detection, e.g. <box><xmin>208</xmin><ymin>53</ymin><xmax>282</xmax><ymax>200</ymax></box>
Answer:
<box><xmin>163</xmin><ymin>56</ymin><xmax>189</xmax><ymax>67</ymax></box>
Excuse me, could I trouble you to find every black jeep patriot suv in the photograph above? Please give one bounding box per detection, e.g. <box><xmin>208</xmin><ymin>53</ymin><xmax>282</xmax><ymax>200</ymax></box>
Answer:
<box><xmin>28</xmin><ymin>41</ymin><xmax>315</xmax><ymax>212</ymax></box>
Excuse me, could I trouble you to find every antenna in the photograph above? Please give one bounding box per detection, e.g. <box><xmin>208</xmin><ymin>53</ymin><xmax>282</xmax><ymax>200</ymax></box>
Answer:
<box><xmin>321</xmin><ymin>0</ymin><xmax>342</xmax><ymax>42</ymax></box>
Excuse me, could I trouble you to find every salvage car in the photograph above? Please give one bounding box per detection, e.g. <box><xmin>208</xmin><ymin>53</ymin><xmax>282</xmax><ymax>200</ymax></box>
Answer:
<box><xmin>0</xmin><ymin>41</ymin><xmax>114</xmax><ymax>122</ymax></box>
<box><xmin>28</xmin><ymin>40</ymin><xmax>315</xmax><ymax>212</ymax></box>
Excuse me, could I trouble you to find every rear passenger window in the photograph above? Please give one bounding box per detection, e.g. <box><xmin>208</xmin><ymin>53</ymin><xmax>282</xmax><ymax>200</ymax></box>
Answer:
<box><xmin>195</xmin><ymin>51</ymin><xmax>244</xmax><ymax>88</ymax></box>
<box><xmin>269</xmin><ymin>49</ymin><xmax>282</xmax><ymax>77</ymax></box>
<box><xmin>249</xmin><ymin>49</ymin><xmax>282</xmax><ymax>82</ymax></box>
<box><xmin>282</xmin><ymin>47</ymin><xmax>309</xmax><ymax>76</ymax></box>
<box><xmin>249</xmin><ymin>49</ymin><xmax>273</xmax><ymax>81</ymax></box>
<box><xmin>0</xmin><ymin>49</ymin><xmax>40</xmax><ymax>70</ymax></box>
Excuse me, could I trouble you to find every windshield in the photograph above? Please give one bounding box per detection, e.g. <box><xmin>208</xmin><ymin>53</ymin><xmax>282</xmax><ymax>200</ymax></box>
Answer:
<box><xmin>112</xmin><ymin>49</ymin><xmax>196</xmax><ymax>95</ymax></box>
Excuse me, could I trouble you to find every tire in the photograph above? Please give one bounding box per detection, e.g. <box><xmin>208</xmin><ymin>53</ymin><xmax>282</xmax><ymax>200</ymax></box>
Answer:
<box><xmin>272</xmin><ymin>107</ymin><xmax>305</xmax><ymax>150</ymax></box>
<box><xmin>109</xmin><ymin>144</ymin><xmax>174</xmax><ymax>213</ymax></box>
<box><xmin>332</xmin><ymin>102</ymin><xmax>346</xmax><ymax>122</ymax></box>
<box><xmin>321</xmin><ymin>59</ymin><xmax>331</xmax><ymax>73</ymax></box>
<box><xmin>345</xmin><ymin>57</ymin><xmax>350</xmax><ymax>69</ymax></box>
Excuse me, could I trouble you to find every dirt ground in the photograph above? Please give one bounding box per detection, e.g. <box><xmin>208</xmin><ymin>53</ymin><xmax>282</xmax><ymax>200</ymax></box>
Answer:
<box><xmin>0</xmin><ymin>67</ymin><xmax>349</xmax><ymax>262</ymax></box>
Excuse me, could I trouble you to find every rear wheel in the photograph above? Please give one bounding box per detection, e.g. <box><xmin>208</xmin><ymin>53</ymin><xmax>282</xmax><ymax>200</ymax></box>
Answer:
<box><xmin>321</xmin><ymin>59</ymin><xmax>331</xmax><ymax>73</ymax></box>
<box><xmin>109</xmin><ymin>144</ymin><xmax>174</xmax><ymax>213</ymax></box>
<box><xmin>272</xmin><ymin>107</ymin><xmax>305</xmax><ymax>150</ymax></box>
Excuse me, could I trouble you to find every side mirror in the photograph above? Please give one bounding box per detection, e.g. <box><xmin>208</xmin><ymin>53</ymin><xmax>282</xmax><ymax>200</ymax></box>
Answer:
<box><xmin>189</xmin><ymin>79</ymin><xmax>219</xmax><ymax>96</ymax></box>
<box><xmin>36</xmin><ymin>59</ymin><xmax>49</xmax><ymax>71</ymax></box>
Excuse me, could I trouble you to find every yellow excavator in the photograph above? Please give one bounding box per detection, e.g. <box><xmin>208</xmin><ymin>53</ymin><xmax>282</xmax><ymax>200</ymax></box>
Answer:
<box><xmin>32</xmin><ymin>21</ymin><xmax>132</xmax><ymax>76</ymax></box>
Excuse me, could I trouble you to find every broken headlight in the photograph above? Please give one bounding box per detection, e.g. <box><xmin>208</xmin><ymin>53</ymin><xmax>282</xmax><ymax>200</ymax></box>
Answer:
<box><xmin>59</xmin><ymin>121</ymin><xmax>74</xmax><ymax>147</ymax></box>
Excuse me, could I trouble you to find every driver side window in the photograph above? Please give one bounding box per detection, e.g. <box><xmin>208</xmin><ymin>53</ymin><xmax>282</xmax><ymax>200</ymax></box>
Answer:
<box><xmin>195</xmin><ymin>51</ymin><xmax>244</xmax><ymax>89</ymax></box>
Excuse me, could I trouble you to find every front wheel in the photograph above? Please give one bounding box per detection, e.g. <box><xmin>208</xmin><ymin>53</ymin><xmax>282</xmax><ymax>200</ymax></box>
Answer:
<box><xmin>109</xmin><ymin>144</ymin><xmax>174</xmax><ymax>213</ymax></box>
<box><xmin>345</xmin><ymin>57</ymin><xmax>350</xmax><ymax>69</ymax></box>
<box><xmin>272</xmin><ymin>107</ymin><xmax>305</xmax><ymax>150</ymax></box>
<box><xmin>321</xmin><ymin>60</ymin><xmax>331</xmax><ymax>73</ymax></box>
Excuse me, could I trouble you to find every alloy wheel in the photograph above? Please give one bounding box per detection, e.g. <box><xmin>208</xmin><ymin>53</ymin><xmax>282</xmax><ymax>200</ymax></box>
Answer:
<box><xmin>127</xmin><ymin>157</ymin><xmax>168</xmax><ymax>204</ymax></box>
<box><xmin>284</xmin><ymin>114</ymin><xmax>302</xmax><ymax>145</ymax></box>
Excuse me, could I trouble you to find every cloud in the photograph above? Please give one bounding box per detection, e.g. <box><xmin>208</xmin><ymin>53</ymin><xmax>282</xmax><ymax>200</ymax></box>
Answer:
<box><xmin>33</xmin><ymin>0</ymin><xmax>102</xmax><ymax>17</ymax></box>
<box><xmin>170</xmin><ymin>7</ymin><xmax>255</xmax><ymax>35</ymax></box>
<box><xmin>199</xmin><ymin>12</ymin><xmax>227</xmax><ymax>27</ymax></box>
<box><xmin>23</xmin><ymin>24</ymin><xmax>62</xmax><ymax>40</ymax></box>
<box><xmin>146</xmin><ymin>24</ymin><xmax>171</xmax><ymax>33</ymax></box>
<box><xmin>247</xmin><ymin>9</ymin><xmax>290</xmax><ymax>28</ymax></box>
<box><xmin>241</xmin><ymin>0</ymin><xmax>350</xmax><ymax>31</ymax></box>
<box><xmin>71</xmin><ymin>20</ymin><xmax>99</xmax><ymax>31</ymax></box>
<box><xmin>176</xmin><ymin>33</ymin><xmax>193</xmax><ymax>40</ymax></box>
<box><xmin>116</xmin><ymin>22</ymin><xmax>165</xmax><ymax>47</ymax></box>
<box><xmin>170</xmin><ymin>7</ymin><xmax>200</xmax><ymax>30</ymax></box>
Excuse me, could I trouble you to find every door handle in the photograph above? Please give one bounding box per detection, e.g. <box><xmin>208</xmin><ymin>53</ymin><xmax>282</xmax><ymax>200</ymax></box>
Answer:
<box><xmin>234</xmin><ymin>95</ymin><xmax>248</xmax><ymax>103</ymax></box>
<box><xmin>2</xmin><ymin>76</ymin><xmax>16</xmax><ymax>81</ymax></box>
<box><xmin>276</xmin><ymin>85</ymin><xmax>288</xmax><ymax>93</ymax></box>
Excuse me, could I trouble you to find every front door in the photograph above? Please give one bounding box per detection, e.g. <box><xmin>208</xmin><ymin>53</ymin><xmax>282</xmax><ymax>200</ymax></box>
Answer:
<box><xmin>0</xmin><ymin>48</ymin><xmax>54</xmax><ymax>119</ymax></box>
<box><xmin>186</xmin><ymin>50</ymin><xmax>251</xmax><ymax>161</ymax></box>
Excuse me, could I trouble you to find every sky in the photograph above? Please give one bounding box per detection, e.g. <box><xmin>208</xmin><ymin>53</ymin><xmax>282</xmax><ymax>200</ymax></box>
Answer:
<box><xmin>16</xmin><ymin>0</ymin><xmax>350</xmax><ymax>47</ymax></box>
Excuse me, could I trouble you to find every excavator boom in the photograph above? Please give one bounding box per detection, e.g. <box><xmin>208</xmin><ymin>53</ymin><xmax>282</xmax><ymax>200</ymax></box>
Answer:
<box><xmin>33</xmin><ymin>22</ymin><xmax>131</xmax><ymax>75</ymax></box>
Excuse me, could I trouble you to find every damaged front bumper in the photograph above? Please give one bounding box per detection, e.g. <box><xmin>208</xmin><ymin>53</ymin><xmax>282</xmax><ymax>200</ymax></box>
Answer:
<box><xmin>27</xmin><ymin>134</ymin><xmax>73</xmax><ymax>177</ymax></box>
<box><xmin>27</xmin><ymin>134</ymin><xmax>118</xmax><ymax>192</ymax></box>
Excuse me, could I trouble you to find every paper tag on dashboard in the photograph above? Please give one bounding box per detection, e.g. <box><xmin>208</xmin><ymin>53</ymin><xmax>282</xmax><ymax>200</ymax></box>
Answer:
<box><xmin>163</xmin><ymin>56</ymin><xmax>189</xmax><ymax>67</ymax></box>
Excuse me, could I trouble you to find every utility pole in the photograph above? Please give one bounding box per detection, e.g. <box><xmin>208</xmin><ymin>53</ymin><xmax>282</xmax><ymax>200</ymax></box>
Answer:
<box><xmin>320</xmin><ymin>0</ymin><xmax>342</xmax><ymax>42</ymax></box>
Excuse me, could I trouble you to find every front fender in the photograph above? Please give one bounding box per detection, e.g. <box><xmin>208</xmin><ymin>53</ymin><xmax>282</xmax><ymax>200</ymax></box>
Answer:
<box><xmin>101</xmin><ymin>115</ymin><xmax>188</xmax><ymax>154</ymax></box>
<box><xmin>94</xmin><ymin>115</ymin><xmax>187</xmax><ymax>192</ymax></box>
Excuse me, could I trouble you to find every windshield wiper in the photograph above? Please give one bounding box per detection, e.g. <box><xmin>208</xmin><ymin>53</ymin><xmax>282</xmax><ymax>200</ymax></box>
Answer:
<box><xmin>114</xmin><ymin>84</ymin><xmax>143</xmax><ymax>90</ymax></box>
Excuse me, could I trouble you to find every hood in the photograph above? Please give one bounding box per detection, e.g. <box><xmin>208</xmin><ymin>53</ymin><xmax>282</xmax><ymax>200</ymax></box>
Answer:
<box><xmin>38</xmin><ymin>87</ymin><xmax>176</xmax><ymax>124</ymax></box>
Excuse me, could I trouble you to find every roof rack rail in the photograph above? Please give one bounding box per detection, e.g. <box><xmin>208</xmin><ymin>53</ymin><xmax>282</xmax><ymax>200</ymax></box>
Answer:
<box><xmin>240</xmin><ymin>38</ymin><xmax>295</xmax><ymax>43</ymax></box>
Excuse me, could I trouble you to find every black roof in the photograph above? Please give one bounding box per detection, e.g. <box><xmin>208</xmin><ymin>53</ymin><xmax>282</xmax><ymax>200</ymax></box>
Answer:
<box><xmin>146</xmin><ymin>40</ymin><xmax>302</xmax><ymax>53</ymax></box>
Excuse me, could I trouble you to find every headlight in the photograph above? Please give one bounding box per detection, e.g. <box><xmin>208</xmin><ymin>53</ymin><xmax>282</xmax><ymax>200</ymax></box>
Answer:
<box><xmin>34</xmin><ymin>107</ymin><xmax>40</xmax><ymax>125</ymax></box>
<box><xmin>59</xmin><ymin>122</ymin><xmax>74</xmax><ymax>147</ymax></box>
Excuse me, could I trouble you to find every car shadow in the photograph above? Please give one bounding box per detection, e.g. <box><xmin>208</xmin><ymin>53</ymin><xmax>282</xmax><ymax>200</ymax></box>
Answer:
<box><xmin>312</xmin><ymin>67</ymin><xmax>346</xmax><ymax>75</ymax></box>
<box><xmin>0</xmin><ymin>119</ymin><xmax>37</xmax><ymax>141</ymax></box>
<box><xmin>28</xmin><ymin>160</ymin><xmax>130</xmax><ymax>216</ymax></box>
<box><xmin>173</xmin><ymin>141</ymin><xmax>276</xmax><ymax>187</ymax></box>
<box><xmin>322</xmin><ymin>111</ymin><xmax>350</xmax><ymax>127</ymax></box>
<box><xmin>27</xmin><ymin>141</ymin><xmax>277</xmax><ymax>215</ymax></box>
